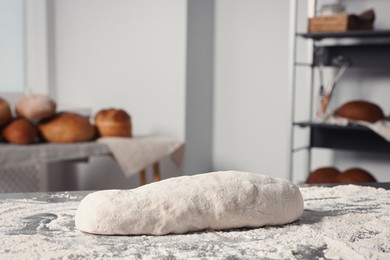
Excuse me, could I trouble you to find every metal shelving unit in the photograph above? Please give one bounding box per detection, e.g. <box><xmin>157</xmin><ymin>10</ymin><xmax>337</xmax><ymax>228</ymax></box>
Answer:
<box><xmin>288</xmin><ymin>0</ymin><xmax>390</xmax><ymax>181</ymax></box>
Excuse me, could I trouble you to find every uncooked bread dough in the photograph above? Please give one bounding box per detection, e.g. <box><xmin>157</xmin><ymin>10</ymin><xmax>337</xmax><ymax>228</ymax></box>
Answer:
<box><xmin>75</xmin><ymin>171</ymin><xmax>303</xmax><ymax>235</ymax></box>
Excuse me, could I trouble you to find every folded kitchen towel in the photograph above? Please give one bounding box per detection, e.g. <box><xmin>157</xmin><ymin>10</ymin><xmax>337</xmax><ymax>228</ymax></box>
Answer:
<box><xmin>97</xmin><ymin>136</ymin><xmax>184</xmax><ymax>178</ymax></box>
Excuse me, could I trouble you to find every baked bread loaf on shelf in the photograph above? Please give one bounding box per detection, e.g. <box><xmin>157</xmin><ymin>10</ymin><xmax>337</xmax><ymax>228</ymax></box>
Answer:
<box><xmin>16</xmin><ymin>94</ymin><xmax>56</xmax><ymax>121</ymax></box>
<box><xmin>334</xmin><ymin>100</ymin><xmax>384</xmax><ymax>123</ymax></box>
<box><xmin>2</xmin><ymin>118</ymin><xmax>37</xmax><ymax>144</ymax></box>
<box><xmin>94</xmin><ymin>108</ymin><xmax>132</xmax><ymax>138</ymax></box>
<box><xmin>38</xmin><ymin>112</ymin><xmax>96</xmax><ymax>143</ymax></box>
<box><xmin>337</xmin><ymin>167</ymin><xmax>377</xmax><ymax>183</ymax></box>
<box><xmin>0</xmin><ymin>97</ymin><xmax>12</xmax><ymax>126</ymax></box>
<box><xmin>305</xmin><ymin>167</ymin><xmax>340</xmax><ymax>184</ymax></box>
<box><xmin>306</xmin><ymin>166</ymin><xmax>377</xmax><ymax>184</ymax></box>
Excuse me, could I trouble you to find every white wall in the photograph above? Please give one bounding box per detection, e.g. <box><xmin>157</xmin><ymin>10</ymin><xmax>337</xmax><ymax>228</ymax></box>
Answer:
<box><xmin>54</xmin><ymin>0</ymin><xmax>186</xmax><ymax>139</ymax></box>
<box><xmin>213</xmin><ymin>0</ymin><xmax>291</xmax><ymax>179</ymax></box>
<box><xmin>50</xmin><ymin>0</ymin><xmax>187</xmax><ymax>190</ymax></box>
<box><xmin>25</xmin><ymin>0</ymin><xmax>51</xmax><ymax>95</ymax></box>
<box><xmin>0</xmin><ymin>0</ymin><xmax>24</xmax><ymax>93</ymax></box>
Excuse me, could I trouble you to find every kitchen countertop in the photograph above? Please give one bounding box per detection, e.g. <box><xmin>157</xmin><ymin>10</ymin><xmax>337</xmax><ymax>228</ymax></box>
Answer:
<box><xmin>0</xmin><ymin>183</ymin><xmax>389</xmax><ymax>259</ymax></box>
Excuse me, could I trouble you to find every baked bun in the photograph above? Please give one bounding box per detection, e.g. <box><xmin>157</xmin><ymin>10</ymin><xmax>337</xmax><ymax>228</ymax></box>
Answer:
<box><xmin>16</xmin><ymin>94</ymin><xmax>56</xmax><ymax>121</ymax></box>
<box><xmin>2</xmin><ymin>118</ymin><xmax>37</xmax><ymax>144</ymax></box>
<box><xmin>337</xmin><ymin>168</ymin><xmax>376</xmax><ymax>183</ymax></box>
<box><xmin>306</xmin><ymin>166</ymin><xmax>377</xmax><ymax>184</ymax></box>
<box><xmin>0</xmin><ymin>97</ymin><xmax>12</xmax><ymax>126</ymax></box>
<box><xmin>334</xmin><ymin>100</ymin><xmax>384</xmax><ymax>123</ymax></box>
<box><xmin>306</xmin><ymin>167</ymin><xmax>340</xmax><ymax>184</ymax></box>
<box><xmin>38</xmin><ymin>112</ymin><xmax>95</xmax><ymax>143</ymax></box>
<box><xmin>94</xmin><ymin>108</ymin><xmax>132</xmax><ymax>137</ymax></box>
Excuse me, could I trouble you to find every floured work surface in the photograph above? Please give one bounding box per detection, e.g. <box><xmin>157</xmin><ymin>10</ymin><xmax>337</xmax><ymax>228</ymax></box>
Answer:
<box><xmin>0</xmin><ymin>185</ymin><xmax>389</xmax><ymax>259</ymax></box>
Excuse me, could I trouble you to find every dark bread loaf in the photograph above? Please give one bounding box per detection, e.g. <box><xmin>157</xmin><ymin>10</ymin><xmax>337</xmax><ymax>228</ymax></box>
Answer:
<box><xmin>306</xmin><ymin>167</ymin><xmax>340</xmax><ymax>184</ymax></box>
<box><xmin>337</xmin><ymin>168</ymin><xmax>377</xmax><ymax>183</ymax></box>
<box><xmin>0</xmin><ymin>97</ymin><xmax>12</xmax><ymax>126</ymax></box>
<box><xmin>94</xmin><ymin>108</ymin><xmax>132</xmax><ymax>138</ymax></box>
<box><xmin>38</xmin><ymin>112</ymin><xmax>95</xmax><ymax>143</ymax></box>
<box><xmin>2</xmin><ymin>118</ymin><xmax>37</xmax><ymax>144</ymax></box>
<box><xmin>306</xmin><ymin>166</ymin><xmax>377</xmax><ymax>184</ymax></box>
<box><xmin>334</xmin><ymin>100</ymin><xmax>384</xmax><ymax>123</ymax></box>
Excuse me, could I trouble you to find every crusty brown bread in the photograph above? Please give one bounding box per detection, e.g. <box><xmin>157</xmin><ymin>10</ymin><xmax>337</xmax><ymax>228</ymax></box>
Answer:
<box><xmin>0</xmin><ymin>97</ymin><xmax>12</xmax><ymax>126</ymax></box>
<box><xmin>94</xmin><ymin>108</ymin><xmax>132</xmax><ymax>138</ymax></box>
<box><xmin>334</xmin><ymin>100</ymin><xmax>384</xmax><ymax>123</ymax></box>
<box><xmin>306</xmin><ymin>167</ymin><xmax>340</xmax><ymax>184</ymax></box>
<box><xmin>38</xmin><ymin>112</ymin><xmax>95</xmax><ymax>143</ymax></box>
<box><xmin>2</xmin><ymin>118</ymin><xmax>37</xmax><ymax>144</ymax></box>
<box><xmin>306</xmin><ymin>166</ymin><xmax>377</xmax><ymax>184</ymax></box>
<box><xmin>16</xmin><ymin>94</ymin><xmax>56</xmax><ymax>121</ymax></box>
<box><xmin>337</xmin><ymin>167</ymin><xmax>377</xmax><ymax>183</ymax></box>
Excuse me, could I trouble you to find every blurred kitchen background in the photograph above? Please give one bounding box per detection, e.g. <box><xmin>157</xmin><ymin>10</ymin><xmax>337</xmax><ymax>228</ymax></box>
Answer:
<box><xmin>1</xmin><ymin>0</ymin><xmax>390</xmax><ymax>192</ymax></box>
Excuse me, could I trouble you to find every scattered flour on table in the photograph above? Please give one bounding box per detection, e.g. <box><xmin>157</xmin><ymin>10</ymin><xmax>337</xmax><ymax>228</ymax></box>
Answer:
<box><xmin>0</xmin><ymin>185</ymin><xmax>389</xmax><ymax>259</ymax></box>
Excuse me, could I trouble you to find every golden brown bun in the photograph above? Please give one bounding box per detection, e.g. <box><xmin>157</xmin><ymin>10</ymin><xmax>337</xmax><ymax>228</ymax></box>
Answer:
<box><xmin>0</xmin><ymin>97</ymin><xmax>12</xmax><ymax>126</ymax></box>
<box><xmin>337</xmin><ymin>168</ymin><xmax>377</xmax><ymax>183</ymax></box>
<box><xmin>334</xmin><ymin>100</ymin><xmax>384</xmax><ymax>123</ymax></box>
<box><xmin>306</xmin><ymin>167</ymin><xmax>340</xmax><ymax>184</ymax></box>
<box><xmin>2</xmin><ymin>118</ymin><xmax>37</xmax><ymax>144</ymax></box>
<box><xmin>16</xmin><ymin>94</ymin><xmax>56</xmax><ymax>121</ymax></box>
<box><xmin>38</xmin><ymin>112</ymin><xmax>95</xmax><ymax>143</ymax></box>
<box><xmin>94</xmin><ymin>108</ymin><xmax>132</xmax><ymax>137</ymax></box>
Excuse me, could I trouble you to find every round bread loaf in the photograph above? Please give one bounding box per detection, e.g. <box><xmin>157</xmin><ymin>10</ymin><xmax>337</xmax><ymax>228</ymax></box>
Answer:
<box><xmin>38</xmin><ymin>112</ymin><xmax>95</xmax><ymax>143</ymax></box>
<box><xmin>334</xmin><ymin>100</ymin><xmax>384</xmax><ymax>123</ymax></box>
<box><xmin>0</xmin><ymin>97</ymin><xmax>12</xmax><ymax>126</ymax></box>
<box><xmin>337</xmin><ymin>168</ymin><xmax>376</xmax><ymax>183</ymax></box>
<box><xmin>2</xmin><ymin>118</ymin><xmax>37</xmax><ymax>144</ymax></box>
<box><xmin>16</xmin><ymin>94</ymin><xmax>56</xmax><ymax>121</ymax></box>
<box><xmin>94</xmin><ymin>108</ymin><xmax>132</xmax><ymax>137</ymax></box>
<box><xmin>306</xmin><ymin>167</ymin><xmax>340</xmax><ymax>184</ymax></box>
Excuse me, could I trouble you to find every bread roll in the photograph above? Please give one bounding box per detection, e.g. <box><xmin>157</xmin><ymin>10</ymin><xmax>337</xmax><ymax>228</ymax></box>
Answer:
<box><xmin>94</xmin><ymin>108</ymin><xmax>132</xmax><ymax>137</ymax></box>
<box><xmin>2</xmin><ymin>118</ymin><xmax>37</xmax><ymax>144</ymax></box>
<box><xmin>306</xmin><ymin>167</ymin><xmax>340</xmax><ymax>184</ymax></box>
<box><xmin>38</xmin><ymin>112</ymin><xmax>95</xmax><ymax>143</ymax></box>
<box><xmin>337</xmin><ymin>168</ymin><xmax>376</xmax><ymax>183</ymax></box>
<box><xmin>334</xmin><ymin>100</ymin><xmax>384</xmax><ymax>123</ymax></box>
<box><xmin>0</xmin><ymin>97</ymin><xmax>12</xmax><ymax>126</ymax></box>
<box><xmin>16</xmin><ymin>94</ymin><xmax>56</xmax><ymax>121</ymax></box>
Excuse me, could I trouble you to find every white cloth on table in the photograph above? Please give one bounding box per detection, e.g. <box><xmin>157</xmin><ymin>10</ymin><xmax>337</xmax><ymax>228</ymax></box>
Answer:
<box><xmin>97</xmin><ymin>135</ymin><xmax>184</xmax><ymax>177</ymax></box>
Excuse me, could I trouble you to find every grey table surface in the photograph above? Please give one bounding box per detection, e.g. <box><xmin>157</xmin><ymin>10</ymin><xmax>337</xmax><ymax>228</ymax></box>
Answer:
<box><xmin>0</xmin><ymin>184</ymin><xmax>389</xmax><ymax>259</ymax></box>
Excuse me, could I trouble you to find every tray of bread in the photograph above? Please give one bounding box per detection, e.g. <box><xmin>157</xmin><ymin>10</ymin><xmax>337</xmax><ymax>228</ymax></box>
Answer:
<box><xmin>0</xmin><ymin>94</ymin><xmax>132</xmax><ymax>145</ymax></box>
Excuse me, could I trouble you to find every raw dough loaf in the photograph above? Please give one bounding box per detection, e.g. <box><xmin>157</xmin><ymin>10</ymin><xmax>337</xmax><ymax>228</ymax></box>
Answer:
<box><xmin>75</xmin><ymin>171</ymin><xmax>303</xmax><ymax>235</ymax></box>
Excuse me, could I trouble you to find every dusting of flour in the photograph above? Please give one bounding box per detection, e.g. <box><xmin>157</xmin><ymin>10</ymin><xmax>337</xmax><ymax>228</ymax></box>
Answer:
<box><xmin>0</xmin><ymin>185</ymin><xmax>389</xmax><ymax>259</ymax></box>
